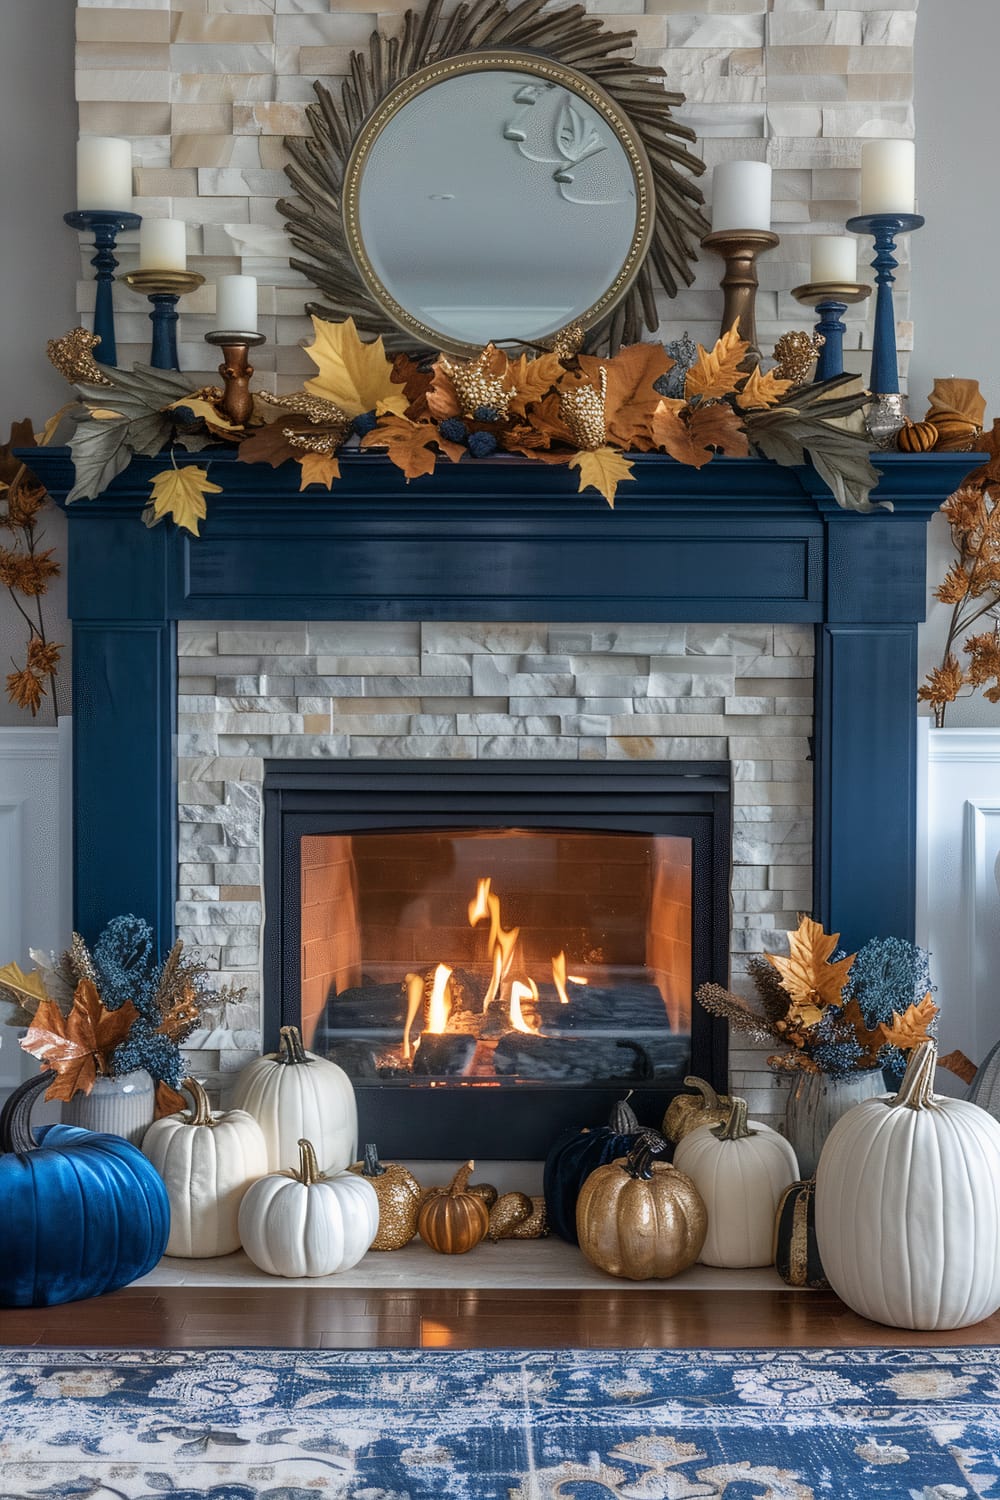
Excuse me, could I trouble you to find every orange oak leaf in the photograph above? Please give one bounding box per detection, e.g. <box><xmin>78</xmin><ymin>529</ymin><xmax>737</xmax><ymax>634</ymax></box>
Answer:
<box><xmin>766</xmin><ymin>916</ymin><xmax>856</xmax><ymax>1028</ymax></box>
<box><xmin>684</xmin><ymin>323</ymin><xmax>749</xmax><ymax>402</ymax></box>
<box><xmin>297</xmin><ymin>452</ymin><xmax>340</xmax><ymax>491</ymax></box>
<box><xmin>391</xmin><ymin>353</ymin><xmax>433</xmax><ymax>419</ymax></box>
<box><xmin>578</xmin><ymin>343</ymin><xmax>672</xmax><ymax>445</ymax></box>
<box><xmin>651</xmin><ymin>400</ymin><xmax>749</xmax><ymax>469</ymax></box>
<box><xmin>876</xmin><ymin>993</ymin><xmax>939</xmax><ymax>1051</ymax></box>
<box><xmin>425</xmin><ymin>358</ymin><xmax>462</xmax><ymax>423</ymax></box>
<box><xmin>361</xmin><ymin>414</ymin><xmax>463</xmax><ymax>480</ymax></box>
<box><xmin>22</xmin><ymin>981</ymin><xmax>140</xmax><ymax>1102</ymax></box>
<box><xmin>735</xmin><ymin>365</ymin><xmax>794</xmax><ymax>411</ymax></box>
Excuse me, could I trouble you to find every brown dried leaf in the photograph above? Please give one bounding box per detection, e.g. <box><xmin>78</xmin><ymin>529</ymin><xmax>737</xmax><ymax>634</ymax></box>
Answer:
<box><xmin>6</xmin><ymin>666</ymin><xmax>44</xmax><ymax>715</ymax></box>
<box><xmin>155</xmin><ymin>1080</ymin><xmax>188</xmax><ymax>1119</ymax></box>
<box><xmin>939</xmin><ymin>1048</ymin><xmax>979</xmax><ymax>1084</ymax></box>
<box><xmin>917</xmin><ymin>654</ymin><xmax>966</xmax><ymax>707</ymax></box>
<box><xmin>238</xmin><ymin>418</ymin><xmax>307</xmax><ymax>470</ymax></box>
<box><xmin>935</xmin><ymin>562</ymin><xmax>972</xmax><ymax>605</ymax></box>
<box><xmin>391</xmin><ymin>353</ymin><xmax>433</xmax><ymax>418</ymax></box>
<box><xmin>424</xmin><ymin>359</ymin><xmax>461</xmax><ymax>423</ymax></box>
<box><xmin>876</xmin><ymin>993</ymin><xmax>939</xmax><ymax>1051</ymax></box>
<box><xmin>766</xmin><ymin>915</ymin><xmax>856</xmax><ymax>1027</ymax></box>
<box><xmin>684</xmin><ymin>323</ymin><xmax>749</xmax><ymax>402</ymax></box>
<box><xmin>361</xmin><ymin>414</ymin><xmax>440</xmax><ymax>480</ymax></box>
<box><xmin>578</xmin><ymin>343</ymin><xmax>672</xmax><ymax>445</ymax></box>
<box><xmin>651</xmin><ymin>400</ymin><xmax>749</xmax><ymax>469</ymax></box>
<box><xmin>22</xmin><ymin>982</ymin><xmax>140</xmax><ymax>1102</ymax></box>
<box><xmin>505</xmin><ymin>352</ymin><xmax>567</xmax><ymax>415</ymax></box>
<box><xmin>297</xmin><ymin>452</ymin><xmax>340</xmax><ymax>491</ymax></box>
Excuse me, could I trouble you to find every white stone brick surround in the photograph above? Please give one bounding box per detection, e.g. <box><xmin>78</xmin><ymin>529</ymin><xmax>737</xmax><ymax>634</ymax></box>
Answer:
<box><xmin>177</xmin><ymin>620</ymin><xmax>814</xmax><ymax>1127</ymax></box>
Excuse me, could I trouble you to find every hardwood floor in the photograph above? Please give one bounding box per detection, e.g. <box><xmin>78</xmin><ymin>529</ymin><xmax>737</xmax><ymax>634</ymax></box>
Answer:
<box><xmin>2</xmin><ymin>1288</ymin><xmax>999</xmax><ymax>1349</ymax></box>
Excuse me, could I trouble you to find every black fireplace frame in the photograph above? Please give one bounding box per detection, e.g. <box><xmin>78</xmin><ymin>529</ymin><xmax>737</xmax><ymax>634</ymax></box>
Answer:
<box><xmin>263</xmin><ymin>759</ymin><xmax>731</xmax><ymax>1158</ymax></box>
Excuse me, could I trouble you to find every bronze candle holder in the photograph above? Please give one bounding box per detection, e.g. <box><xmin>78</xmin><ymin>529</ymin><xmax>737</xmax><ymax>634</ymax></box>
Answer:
<box><xmin>204</xmin><ymin>330</ymin><xmax>266</xmax><ymax>427</ymax></box>
<box><xmin>700</xmin><ymin>229</ymin><xmax>780</xmax><ymax>369</ymax></box>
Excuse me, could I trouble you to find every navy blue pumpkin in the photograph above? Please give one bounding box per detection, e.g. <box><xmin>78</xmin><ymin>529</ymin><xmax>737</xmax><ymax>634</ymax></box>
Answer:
<box><xmin>543</xmin><ymin>1096</ymin><xmax>652</xmax><ymax>1245</ymax></box>
<box><xmin>0</xmin><ymin>1071</ymin><xmax>170</xmax><ymax>1307</ymax></box>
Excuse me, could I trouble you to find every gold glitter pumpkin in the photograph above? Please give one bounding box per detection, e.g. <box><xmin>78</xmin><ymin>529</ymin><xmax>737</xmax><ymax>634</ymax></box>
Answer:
<box><xmin>662</xmin><ymin>1076</ymin><xmax>733</xmax><ymax>1144</ymax></box>
<box><xmin>896</xmin><ymin>420</ymin><xmax>938</xmax><ymax>453</ymax></box>
<box><xmin>486</xmin><ymin>1191</ymin><xmax>533</xmax><ymax>1241</ymax></box>
<box><xmin>576</xmin><ymin>1139</ymin><xmax>707</xmax><ymax>1280</ymax></box>
<box><xmin>348</xmin><ymin>1143</ymin><xmax>421</xmax><ymax>1250</ymax></box>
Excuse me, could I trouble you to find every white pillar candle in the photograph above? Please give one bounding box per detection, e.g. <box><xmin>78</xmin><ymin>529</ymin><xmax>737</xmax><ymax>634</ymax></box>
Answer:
<box><xmin>860</xmin><ymin>139</ymin><xmax>915</xmax><ymax>215</ymax></box>
<box><xmin>77</xmin><ymin>136</ymin><xmax>133</xmax><ymax>213</ymax></box>
<box><xmin>215</xmin><ymin>275</ymin><xmax>258</xmax><ymax>333</ymax></box>
<box><xmin>810</xmin><ymin>235</ymin><xmax>857</xmax><ymax>285</ymax></box>
<box><xmin>139</xmin><ymin>219</ymin><xmax>187</xmax><ymax>272</ymax></box>
<box><xmin>710</xmin><ymin>161</ymin><xmax>772</xmax><ymax>233</ymax></box>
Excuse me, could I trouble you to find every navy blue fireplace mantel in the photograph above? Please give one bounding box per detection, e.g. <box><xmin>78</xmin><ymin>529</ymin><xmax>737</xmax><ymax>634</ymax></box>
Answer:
<box><xmin>29</xmin><ymin>446</ymin><xmax>979</xmax><ymax>966</ymax></box>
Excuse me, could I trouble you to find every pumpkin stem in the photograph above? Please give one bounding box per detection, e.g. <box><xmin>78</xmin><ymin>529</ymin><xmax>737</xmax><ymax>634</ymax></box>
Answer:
<box><xmin>609</xmin><ymin>1092</ymin><xmax>639</xmax><ymax>1134</ymax></box>
<box><xmin>363</xmin><ymin>1143</ymin><xmax>386</xmax><ymax>1178</ymax></box>
<box><xmin>625</xmin><ymin>1131</ymin><xmax>667</xmax><ymax>1180</ymax></box>
<box><xmin>293</xmin><ymin>1137</ymin><xmax>326</xmax><ymax>1185</ymax></box>
<box><xmin>181</xmin><ymin>1076</ymin><xmax>215</xmax><ymax>1127</ymax></box>
<box><xmin>682</xmin><ymin>1075</ymin><xmax>722</xmax><ymax>1109</ymax></box>
<box><xmin>891</xmin><ymin>1039</ymin><xmax>940</xmax><ymax>1111</ymax></box>
<box><xmin>278</xmin><ymin>1026</ymin><xmax>308</xmax><ymax>1066</ymax></box>
<box><xmin>447</xmin><ymin>1160</ymin><xmax>475</xmax><ymax>1196</ymax></box>
<box><xmin>711</xmin><ymin>1097</ymin><xmax>755</xmax><ymax>1141</ymax></box>
<box><xmin>0</xmin><ymin>1070</ymin><xmax>54</xmax><ymax>1155</ymax></box>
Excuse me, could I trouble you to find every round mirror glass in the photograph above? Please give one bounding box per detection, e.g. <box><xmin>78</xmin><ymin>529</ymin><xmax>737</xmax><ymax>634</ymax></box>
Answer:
<box><xmin>344</xmin><ymin>53</ymin><xmax>653</xmax><ymax>354</ymax></box>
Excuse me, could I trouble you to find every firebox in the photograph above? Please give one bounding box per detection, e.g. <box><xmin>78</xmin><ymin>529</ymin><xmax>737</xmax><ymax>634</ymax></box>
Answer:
<box><xmin>264</xmin><ymin>761</ymin><xmax>731</xmax><ymax>1157</ymax></box>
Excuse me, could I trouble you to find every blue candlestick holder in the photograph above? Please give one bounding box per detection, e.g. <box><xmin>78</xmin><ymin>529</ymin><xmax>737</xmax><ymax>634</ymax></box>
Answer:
<box><xmin>846</xmin><ymin>212</ymin><xmax>924</xmax><ymax>398</ymax></box>
<box><xmin>790</xmin><ymin>280</ymin><xmax>872</xmax><ymax>382</ymax></box>
<box><xmin>121</xmin><ymin>270</ymin><xmax>206</xmax><ymax>370</ymax></box>
<box><xmin>63</xmin><ymin>209</ymin><xmax>142</xmax><ymax>367</ymax></box>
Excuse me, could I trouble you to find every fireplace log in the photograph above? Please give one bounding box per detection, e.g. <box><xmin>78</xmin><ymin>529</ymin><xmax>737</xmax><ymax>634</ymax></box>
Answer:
<box><xmin>318</xmin><ymin>1039</ymin><xmax>380</xmax><ymax>1078</ymax></box>
<box><xmin>492</xmin><ymin>1034</ymin><xmax>653</xmax><ymax>1082</ymax></box>
<box><xmin>325</xmin><ymin>982</ymin><xmax>407</xmax><ymax>1027</ymax></box>
<box><xmin>411</xmin><ymin>1033</ymin><xmax>478</xmax><ymax>1077</ymax></box>
<box><xmin>639</xmin><ymin>1035</ymin><xmax>694</xmax><ymax>1078</ymax></box>
<box><xmin>534</xmin><ymin>983</ymin><xmax>670</xmax><ymax>1033</ymax></box>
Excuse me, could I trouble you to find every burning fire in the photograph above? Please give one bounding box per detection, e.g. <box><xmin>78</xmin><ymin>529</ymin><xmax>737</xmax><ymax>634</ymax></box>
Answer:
<box><xmin>509</xmin><ymin>979</ymin><xmax>539</xmax><ymax>1034</ymax></box>
<box><xmin>425</xmin><ymin>963</ymin><xmax>453</xmax><ymax>1034</ymax></box>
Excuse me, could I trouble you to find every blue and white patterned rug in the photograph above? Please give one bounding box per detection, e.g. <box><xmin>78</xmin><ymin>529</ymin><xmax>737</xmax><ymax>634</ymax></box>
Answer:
<box><xmin>0</xmin><ymin>1345</ymin><xmax>996</xmax><ymax>1499</ymax></box>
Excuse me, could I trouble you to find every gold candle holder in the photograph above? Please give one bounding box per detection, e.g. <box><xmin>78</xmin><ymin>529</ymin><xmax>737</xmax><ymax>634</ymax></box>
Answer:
<box><xmin>700</xmin><ymin>229</ymin><xmax>780</xmax><ymax>369</ymax></box>
<box><xmin>121</xmin><ymin>270</ymin><xmax>205</xmax><ymax>372</ymax></box>
<box><xmin>204</xmin><ymin>330</ymin><xmax>266</xmax><ymax>427</ymax></box>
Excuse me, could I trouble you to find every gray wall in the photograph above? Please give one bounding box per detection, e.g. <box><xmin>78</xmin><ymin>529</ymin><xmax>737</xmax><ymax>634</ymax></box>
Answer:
<box><xmin>0</xmin><ymin>0</ymin><xmax>77</xmax><ymax>725</ymax></box>
<box><xmin>0</xmin><ymin>0</ymin><xmax>996</xmax><ymax>725</ymax></box>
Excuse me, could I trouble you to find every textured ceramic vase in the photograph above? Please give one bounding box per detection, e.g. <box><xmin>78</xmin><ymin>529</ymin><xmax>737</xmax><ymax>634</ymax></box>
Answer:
<box><xmin>784</xmin><ymin>1068</ymin><xmax>886</xmax><ymax>1178</ymax></box>
<box><xmin>64</xmin><ymin>1069</ymin><xmax>156</xmax><ymax>1145</ymax></box>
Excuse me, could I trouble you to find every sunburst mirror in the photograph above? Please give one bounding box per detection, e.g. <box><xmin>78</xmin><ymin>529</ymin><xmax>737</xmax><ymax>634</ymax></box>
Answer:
<box><xmin>278</xmin><ymin>0</ymin><xmax>710</xmax><ymax>356</ymax></box>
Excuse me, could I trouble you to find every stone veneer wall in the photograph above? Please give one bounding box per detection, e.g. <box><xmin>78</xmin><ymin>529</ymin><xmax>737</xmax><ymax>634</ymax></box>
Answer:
<box><xmin>75</xmin><ymin>0</ymin><xmax>916</xmax><ymax>392</ymax></box>
<box><xmin>176</xmin><ymin>619</ymin><xmax>814</xmax><ymax>1130</ymax></box>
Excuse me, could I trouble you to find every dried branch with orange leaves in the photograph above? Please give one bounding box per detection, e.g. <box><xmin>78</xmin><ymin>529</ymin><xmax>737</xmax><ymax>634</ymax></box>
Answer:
<box><xmin>0</xmin><ymin>420</ymin><xmax>62</xmax><ymax>720</ymax></box>
<box><xmin>919</xmin><ymin>419</ymin><xmax>1000</xmax><ymax>726</ymax></box>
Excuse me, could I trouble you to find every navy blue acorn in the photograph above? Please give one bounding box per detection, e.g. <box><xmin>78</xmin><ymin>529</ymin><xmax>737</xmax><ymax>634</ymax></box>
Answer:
<box><xmin>438</xmin><ymin>417</ymin><xmax>468</xmax><ymax>444</ymax></box>
<box><xmin>352</xmin><ymin>410</ymin><xmax>378</xmax><ymax>436</ymax></box>
<box><xmin>467</xmin><ymin>431</ymin><xmax>498</xmax><ymax>459</ymax></box>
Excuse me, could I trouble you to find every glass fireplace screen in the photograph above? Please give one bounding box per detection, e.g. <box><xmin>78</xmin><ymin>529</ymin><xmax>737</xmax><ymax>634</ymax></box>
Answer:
<box><xmin>299</xmin><ymin>828</ymin><xmax>692</xmax><ymax>1087</ymax></box>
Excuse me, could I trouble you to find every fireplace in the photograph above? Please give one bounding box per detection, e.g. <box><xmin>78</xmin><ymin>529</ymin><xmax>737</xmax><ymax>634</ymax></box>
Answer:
<box><xmin>264</xmin><ymin>761</ymin><xmax>730</xmax><ymax>1156</ymax></box>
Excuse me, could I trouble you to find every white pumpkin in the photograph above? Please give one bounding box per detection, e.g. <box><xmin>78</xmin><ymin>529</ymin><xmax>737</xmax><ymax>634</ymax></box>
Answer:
<box><xmin>816</xmin><ymin>1040</ymin><xmax>1000</xmax><ymax>1330</ymax></box>
<box><xmin>673</xmin><ymin>1097</ymin><xmax>799</xmax><ymax>1267</ymax></box>
<box><xmin>142</xmin><ymin>1078</ymin><xmax>268</xmax><ymax>1258</ymax></box>
<box><xmin>238</xmin><ymin>1137</ymin><xmax>379</xmax><ymax>1277</ymax></box>
<box><xmin>232</xmin><ymin>1025</ymin><xmax>358</xmax><ymax>1174</ymax></box>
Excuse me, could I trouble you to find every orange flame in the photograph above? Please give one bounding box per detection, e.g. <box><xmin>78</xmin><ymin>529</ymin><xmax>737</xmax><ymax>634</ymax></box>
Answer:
<box><xmin>552</xmin><ymin>950</ymin><xmax>570</xmax><ymax>1005</ymax></box>
<box><xmin>509</xmin><ymin>979</ymin><xmax>539</xmax><ymax>1035</ymax></box>
<box><xmin>425</xmin><ymin>963</ymin><xmax>452</xmax><ymax>1035</ymax></box>
<box><xmin>468</xmin><ymin>877</ymin><xmax>492</xmax><ymax>929</ymax></box>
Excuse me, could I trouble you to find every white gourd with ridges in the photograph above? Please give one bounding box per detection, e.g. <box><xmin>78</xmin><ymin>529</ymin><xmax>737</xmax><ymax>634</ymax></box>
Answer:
<box><xmin>238</xmin><ymin>1138</ymin><xmax>379</xmax><ymax>1277</ymax></box>
<box><xmin>673</xmin><ymin>1097</ymin><xmax>799</xmax><ymax>1267</ymax></box>
<box><xmin>142</xmin><ymin>1078</ymin><xmax>268</xmax><ymax>1258</ymax></box>
<box><xmin>816</xmin><ymin>1040</ymin><xmax>1000</xmax><ymax>1330</ymax></box>
<box><xmin>232</xmin><ymin>1025</ymin><xmax>357</xmax><ymax>1174</ymax></box>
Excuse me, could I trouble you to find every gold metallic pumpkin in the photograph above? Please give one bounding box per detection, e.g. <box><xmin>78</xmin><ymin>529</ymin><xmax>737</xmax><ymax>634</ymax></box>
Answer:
<box><xmin>417</xmin><ymin>1160</ymin><xmax>490</xmax><ymax>1254</ymax></box>
<box><xmin>663</xmin><ymin>1075</ymin><xmax>733</xmax><ymax>1144</ymax></box>
<box><xmin>348</xmin><ymin>1143</ymin><xmax>421</xmax><ymax>1250</ymax></box>
<box><xmin>896</xmin><ymin>420</ymin><xmax>938</xmax><ymax>453</ymax></box>
<box><xmin>575</xmin><ymin>1139</ymin><xmax>707</xmax><ymax>1280</ymax></box>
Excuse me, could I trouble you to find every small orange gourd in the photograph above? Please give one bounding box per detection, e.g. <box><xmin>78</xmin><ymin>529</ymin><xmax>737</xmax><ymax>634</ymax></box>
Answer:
<box><xmin>896</xmin><ymin>420</ymin><xmax>938</xmax><ymax>453</ymax></box>
<box><xmin>931</xmin><ymin>414</ymin><xmax>982</xmax><ymax>452</ymax></box>
<box><xmin>417</xmin><ymin>1160</ymin><xmax>490</xmax><ymax>1254</ymax></box>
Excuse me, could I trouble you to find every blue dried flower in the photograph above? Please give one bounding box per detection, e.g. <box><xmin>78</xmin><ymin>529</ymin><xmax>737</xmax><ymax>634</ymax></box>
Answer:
<box><xmin>845</xmin><ymin>936</ymin><xmax>935</xmax><ymax>1031</ymax></box>
<box><xmin>438</xmin><ymin>417</ymin><xmax>467</xmax><ymax>444</ymax></box>
<box><xmin>655</xmin><ymin>333</ymin><xmax>698</xmax><ymax>402</ymax></box>
<box><xmin>467</xmin><ymin>430</ymin><xmax>498</xmax><ymax>459</ymax></box>
<box><xmin>111</xmin><ymin>1025</ymin><xmax>183</xmax><ymax>1088</ymax></box>
<box><xmin>93</xmin><ymin>915</ymin><xmax>159</xmax><ymax>1017</ymax></box>
<box><xmin>352</xmin><ymin>410</ymin><xmax>378</xmax><ymax>436</ymax></box>
<box><xmin>473</xmin><ymin>404</ymin><xmax>500</xmax><ymax>423</ymax></box>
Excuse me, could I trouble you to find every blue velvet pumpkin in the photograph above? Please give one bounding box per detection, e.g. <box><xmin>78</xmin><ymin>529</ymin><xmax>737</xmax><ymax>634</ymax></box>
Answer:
<box><xmin>0</xmin><ymin>1071</ymin><xmax>170</xmax><ymax>1307</ymax></box>
<box><xmin>543</xmin><ymin>1096</ymin><xmax>653</xmax><ymax>1245</ymax></box>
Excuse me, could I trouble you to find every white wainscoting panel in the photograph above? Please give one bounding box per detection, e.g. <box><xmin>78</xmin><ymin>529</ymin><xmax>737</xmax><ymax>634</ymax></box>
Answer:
<box><xmin>922</xmin><ymin>725</ymin><xmax>1000</xmax><ymax>1067</ymax></box>
<box><xmin>0</xmin><ymin>720</ymin><xmax>71</xmax><ymax>1094</ymax></box>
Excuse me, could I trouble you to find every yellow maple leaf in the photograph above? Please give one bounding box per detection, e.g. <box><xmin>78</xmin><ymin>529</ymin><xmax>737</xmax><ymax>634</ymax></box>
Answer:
<box><xmin>0</xmin><ymin>961</ymin><xmax>51</xmax><ymax>1015</ymax></box>
<box><xmin>766</xmin><ymin>915</ymin><xmax>856</xmax><ymax>1027</ymax></box>
<box><xmin>735</xmin><ymin>365</ymin><xmax>793</xmax><ymax>411</ymax></box>
<box><xmin>684</xmin><ymin>323</ymin><xmax>750</xmax><ymax>402</ymax></box>
<box><xmin>303</xmin><ymin>316</ymin><xmax>409</xmax><ymax>420</ymax></box>
<box><xmin>146</xmin><ymin>465</ymin><xmax>222</xmax><ymax>537</ymax></box>
<box><xmin>166</xmin><ymin>396</ymin><xmax>243</xmax><ymax>437</ymax></box>
<box><xmin>297</xmin><ymin>452</ymin><xmax>340</xmax><ymax>491</ymax></box>
<box><xmin>877</xmin><ymin>993</ymin><xmax>939</xmax><ymax>1052</ymax></box>
<box><xmin>568</xmin><ymin>446</ymin><xmax>635</xmax><ymax>509</ymax></box>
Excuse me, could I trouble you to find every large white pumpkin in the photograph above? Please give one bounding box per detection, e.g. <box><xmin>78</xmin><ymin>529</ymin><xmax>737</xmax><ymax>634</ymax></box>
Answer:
<box><xmin>816</xmin><ymin>1040</ymin><xmax>1000</xmax><ymax>1330</ymax></box>
<box><xmin>142</xmin><ymin>1078</ymin><xmax>269</xmax><ymax>1258</ymax></box>
<box><xmin>238</xmin><ymin>1138</ymin><xmax>379</xmax><ymax>1277</ymax></box>
<box><xmin>673</xmin><ymin>1097</ymin><xmax>799</xmax><ymax>1267</ymax></box>
<box><xmin>231</xmin><ymin>1025</ymin><xmax>357</xmax><ymax>1174</ymax></box>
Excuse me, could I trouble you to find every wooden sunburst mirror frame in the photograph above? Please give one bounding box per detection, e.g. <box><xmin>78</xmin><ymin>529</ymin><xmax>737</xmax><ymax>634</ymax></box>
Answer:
<box><xmin>277</xmin><ymin>0</ymin><xmax>710</xmax><ymax>354</ymax></box>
